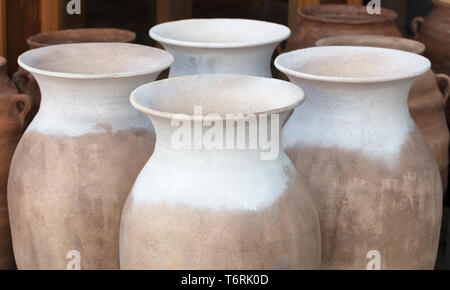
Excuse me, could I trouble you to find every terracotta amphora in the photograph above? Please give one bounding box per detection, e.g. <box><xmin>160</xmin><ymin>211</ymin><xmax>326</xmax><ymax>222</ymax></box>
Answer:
<box><xmin>316</xmin><ymin>35</ymin><xmax>450</xmax><ymax>195</ymax></box>
<box><xmin>286</xmin><ymin>4</ymin><xmax>402</xmax><ymax>51</ymax></box>
<box><xmin>12</xmin><ymin>28</ymin><xmax>137</xmax><ymax>129</ymax></box>
<box><xmin>276</xmin><ymin>46</ymin><xmax>442</xmax><ymax>270</ymax></box>
<box><xmin>412</xmin><ymin>0</ymin><xmax>450</xmax><ymax>76</ymax></box>
<box><xmin>120</xmin><ymin>74</ymin><xmax>321</xmax><ymax>270</ymax></box>
<box><xmin>150</xmin><ymin>19</ymin><xmax>290</xmax><ymax>78</ymax></box>
<box><xmin>0</xmin><ymin>57</ymin><xmax>33</xmax><ymax>269</ymax></box>
<box><xmin>8</xmin><ymin>43</ymin><xmax>173</xmax><ymax>270</ymax></box>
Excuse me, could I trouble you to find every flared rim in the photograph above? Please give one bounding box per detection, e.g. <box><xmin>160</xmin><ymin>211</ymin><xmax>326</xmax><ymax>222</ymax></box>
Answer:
<box><xmin>27</xmin><ymin>28</ymin><xmax>137</xmax><ymax>49</ymax></box>
<box><xmin>275</xmin><ymin>46</ymin><xmax>431</xmax><ymax>84</ymax></box>
<box><xmin>131</xmin><ymin>74</ymin><xmax>305</xmax><ymax>121</ymax></box>
<box><xmin>150</xmin><ymin>18</ymin><xmax>291</xmax><ymax>49</ymax></box>
<box><xmin>315</xmin><ymin>35</ymin><xmax>426</xmax><ymax>55</ymax></box>
<box><xmin>298</xmin><ymin>4</ymin><xmax>398</xmax><ymax>25</ymax></box>
<box><xmin>18</xmin><ymin>42</ymin><xmax>174</xmax><ymax>80</ymax></box>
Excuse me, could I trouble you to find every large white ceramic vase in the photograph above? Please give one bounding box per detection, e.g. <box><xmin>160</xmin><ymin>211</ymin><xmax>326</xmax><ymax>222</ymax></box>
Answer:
<box><xmin>8</xmin><ymin>43</ymin><xmax>173</xmax><ymax>270</ymax></box>
<box><xmin>150</xmin><ymin>19</ymin><xmax>290</xmax><ymax>78</ymax></box>
<box><xmin>275</xmin><ymin>46</ymin><xmax>442</xmax><ymax>270</ymax></box>
<box><xmin>120</xmin><ymin>74</ymin><xmax>321</xmax><ymax>270</ymax></box>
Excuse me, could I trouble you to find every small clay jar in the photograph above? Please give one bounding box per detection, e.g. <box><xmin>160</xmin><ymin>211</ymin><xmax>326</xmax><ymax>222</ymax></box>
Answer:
<box><xmin>0</xmin><ymin>57</ymin><xmax>33</xmax><ymax>269</ymax></box>
<box><xmin>12</xmin><ymin>28</ymin><xmax>137</xmax><ymax>128</ymax></box>
<box><xmin>412</xmin><ymin>0</ymin><xmax>450</xmax><ymax>76</ymax></box>
<box><xmin>286</xmin><ymin>4</ymin><xmax>402</xmax><ymax>51</ymax></box>
<box><xmin>316</xmin><ymin>35</ymin><xmax>450</xmax><ymax>194</ymax></box>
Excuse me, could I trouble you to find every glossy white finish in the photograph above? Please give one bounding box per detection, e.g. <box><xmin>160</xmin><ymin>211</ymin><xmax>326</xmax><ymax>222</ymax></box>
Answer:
<box><xmin>150</xmin><ymin>19</ymin><xmax>290</xmax><ymax>78</ymax></box>
<box><xmin>275</xmin><ymin>46</ymin><xmax>431</xmax><ymax>162</ymax></box>
<box><xmin>18</xmin><ymin>43</ymin><xmax>174</xmax><ymax>137</ymax></box>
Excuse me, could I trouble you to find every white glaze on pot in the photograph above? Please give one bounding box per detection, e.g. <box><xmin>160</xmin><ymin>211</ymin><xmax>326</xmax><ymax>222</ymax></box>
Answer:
<box><xmin>150</xmin><ymin>19</ymin><xmax>290</xmax><ymax>78</ymax></box>
<box><xmin>8</xmin><ymin>43</ymin><xmax>173</xmax><ymax>270</ymax></box>
<box><xmin>120</xmin><ymin>75</ymin><xmax>321</xmax><ymax>270</ymax></box>
<box><xmin>275</xmin><ymin>47</ymin><xmax>442</xmax><ymax>270</ymax></box>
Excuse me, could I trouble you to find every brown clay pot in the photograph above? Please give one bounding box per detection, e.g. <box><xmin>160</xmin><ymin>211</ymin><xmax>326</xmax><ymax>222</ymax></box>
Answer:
<box><xmin>316</xmin><ymin>35</ymin><xmax>450</xmax><ymax>194</ymax></box>
<box><xmin>286</xmin><ymin>4</ymin><xmax>402</xmax><ymax>51</ymax></box>
<box><xmin>12</xmin><ymin>28</ymin><xmax>137</xmax><ymax>128</ymax></box>
<box><xmin>412</xmin><ymin>0</ymin><xmax>450</xmax><ymax>76</ymax></box>
<box><xmin>26</xmin><ymin>28</ymin><xmax>136</xmax><ymax>49</ymax></box>
<box><xmin>0</xmin><ymin>57</ymin><xmax>33</xmax><ymax>269</ymax></box>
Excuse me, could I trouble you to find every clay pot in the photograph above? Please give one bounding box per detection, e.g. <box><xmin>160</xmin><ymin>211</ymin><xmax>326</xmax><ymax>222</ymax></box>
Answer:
<box><xmin>0</xmin><ymin>57</ymin><xmax>33</xmax><ymax>270</ymax></box>
<box><xmin>412</xmin><ymin>0</ymin><xmax>450</xmax><ymax>76</ymax></box>
<box><xmin>8</xmin><ymin>43</ymin><xmax>173</xmax><ymax>270</ymax></box>
<box><xmin>276</xmin><ymin>46</ymin><xmax>442</xmax><ymax>270</ymax></box>
<box><xmin>26</xmin><ymin>28</ymin><xmax>136</xmax><ymax>49</ymax></box>
<box><xmin>150</xmin><ymin>19</ymin><xmax>290</xmax><ymax>78</ymax></box>
<box><xmin>120</xmin><ymin>74</ymin><xmax>321</xmax><ymax>270</ymax></box>
<box><xmin>286</xmin><ymin>4</ymin><xmax>402</xmax><ymax>51</ymax></box>
<box><xmin>316</xmin><ymin>35</ymin><xmax>450</xmax><ymax>194</ymax></box>
<box><xmin>12</xmin><ymin>28</ymin><xmax>137</xmax><ymax>129</ymax></box>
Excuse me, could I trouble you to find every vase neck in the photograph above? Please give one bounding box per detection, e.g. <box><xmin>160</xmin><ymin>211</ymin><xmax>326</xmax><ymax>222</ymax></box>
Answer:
<box><xmin>149</xmin><ymin>111</ymin><xmax>291</xmax><ymax>162</ymax></box>
<box><xmin>285</xmin><ymin>78</ymin><xmax>418</xmax><ymax>159</ymax></box>
<box><xmin>29</xmin><ymin>74</ymin><xmax>154</xmax><ymax>136</ymax></box>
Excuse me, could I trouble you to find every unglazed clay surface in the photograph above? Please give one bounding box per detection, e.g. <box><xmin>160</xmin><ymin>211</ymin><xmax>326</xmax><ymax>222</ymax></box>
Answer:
<box><xmin>276</xmin><ymin>46</ymin><xmax>442</xmax><ymax>270</ymax></box>
<box><xmin>150</xmin><ymin>19</ymin><xmax>290</xmax><ymax>78</ymax></box>
<box><xmin>120</xmin><ymin>75</ymin><xmax>321</xmax><ymax>270</ymax></box>
<box><xmin>315</xmin><ymin>36</ymin><xmax>450</xmax><ymax>193</ymax></box>
<box><xmin>8</xmin><ymin>43</ymin><xmax>173</xmax><ymax>270</ymax></box>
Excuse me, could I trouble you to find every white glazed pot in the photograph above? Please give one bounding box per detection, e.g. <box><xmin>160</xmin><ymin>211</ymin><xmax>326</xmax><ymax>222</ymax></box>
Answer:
<box><xmin>275</xmin><ymin>46</ymin><xmax>442</xmax><ymax>270</ymax></box>
<box><xmin>150</xmin><ymin>19</ymin><xmax>290</xmax><ymax>78</ymax></box>
<box><xmin>120</xmin><ymin>74</ymin><xmax>321</xmax><ymax>270</ymax></box>
<box><xmin>8</xmin><ymin>43</ymin><xmax>173</xmax><ymax>270</ymax></box>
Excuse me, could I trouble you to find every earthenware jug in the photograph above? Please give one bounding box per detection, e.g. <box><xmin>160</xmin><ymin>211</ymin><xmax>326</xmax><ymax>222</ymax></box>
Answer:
<box><xmin>276</xmin><ymin>46</ymin><xmax>442</xmax><ymax>270</ymax></box>
<box><xmin>120</xmin><ymin>74</ymin><xmax>321</xmax><ymax>270</ymax></box>
<box><xmin>0</xmin><ymin>57</ymin><xmax>33</xmax><ymax>270</ymax></box>
<box><xmin>286</xmin><ymin>4</ymin><xmax>401</xmax><ymax>51</ymax></box>
<box><xmin>412</xmin><ymin>0</ymin><xmax>450</xmax><ymax>76</ymax></box>
<box><xmin>150</xmin><ymin>19</ymin><xmax>290</xmax><ymax>78</ymax></box>
<box><xmin>13</xmin><ymin>28</ymin><xmax>137</xmax><ymax>128</ymax></box>
<box><xmin>316</xmin><ymin>35</ymin><xmax>450</xmax><ymax>194</ymax></box>
<box><xmin>8</xmin><ymin>43</ymin><xmax>173</xmax><ymax>270</ymax></box>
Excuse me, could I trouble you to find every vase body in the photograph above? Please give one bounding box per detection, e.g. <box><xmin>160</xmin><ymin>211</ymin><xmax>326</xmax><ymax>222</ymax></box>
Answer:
<box><xmin>412</xmin><ymin>0</ymin><xmax>450</xmax><ymax>76</ymax></box>
<box><xmin>316</xmin><ymin>35</ymin><xmax>450</xmax><ymax>194</ymax></box>
<box><xmin>287</xmin><ymin>5</ymin><xmax>402</xmax><ymax>51</ymax></box>
<box><xmin>7</xmin><ymin>43</ymin><xmax>173</xmax><ymax>270</ymax></box>
<box><xmin>120</xmin><ymin>75</ymin><xmax>321</xmax><ymax>270</ymax></box>
<box><xmin>13</xmin><ymin>28</ymin><xmax>137</xmax><ymax>129</ymax></box>
<box><xmin>276</xmin><ymin>47</ymin><xmax>442</xmax><ymax>270</ymax></box>
<box><xmin>150</xmin><ymin>19</ymin><xmax>290</xmax><ymax>78</ymax></box>
<box><xmin>0</xmin><ymin>57</ymin><xmax>33</xmax><ymax>269</ymax></box>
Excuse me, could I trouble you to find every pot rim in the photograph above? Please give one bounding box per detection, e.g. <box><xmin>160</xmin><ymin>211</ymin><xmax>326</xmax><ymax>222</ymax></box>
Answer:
<box><xmin>433</xmin><ymin>0</ymin><xmax>450</xmax><ymax>8</ymax></box>
<box><xmin>315</xmin><ymin>35</ymin><xmax>426</xmax><ymax>55</ymax></box>
<box><xmin>297</xmin><ymin>4</ymin><xmax>398</xmax><ymax>25</ymax></box>
<box><xmin>131</xmin><ymin>74</ymin><xmax>305</xmax><ymax>122</ymax></box>
<box><xmin>18</xmin><ymin>42</ymin><xmax>174</xmax><ymax>80</ymax></box>
<box><xmin>26</xmin><ymin>28</ymin><xmax>137</xmax><ymax>49</ymax></box>
<box><xmin>275</xmin><ymin>46</ymin><xmax>431</xmax><ymax>84</ymax></box>
<box><xmin>149</xmin><ymin>18</ymin><xmax>291</xmax><ymax>49</ymax></box>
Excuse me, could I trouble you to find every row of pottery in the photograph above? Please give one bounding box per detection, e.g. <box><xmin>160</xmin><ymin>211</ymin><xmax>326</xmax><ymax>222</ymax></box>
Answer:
<box><xmin>1</xmin><ymin>16</ymin><xmax>445</xmax><ymax>270</ymax></box>
<box><xmin>316</xmin><ymin>35</ymin><xmax>450</xmax><ymax>195</ymax></box>
<box><xmin>0</xmin><ymin>57</ymin><xmax>32</xmax><ymax>270</ymax></box>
